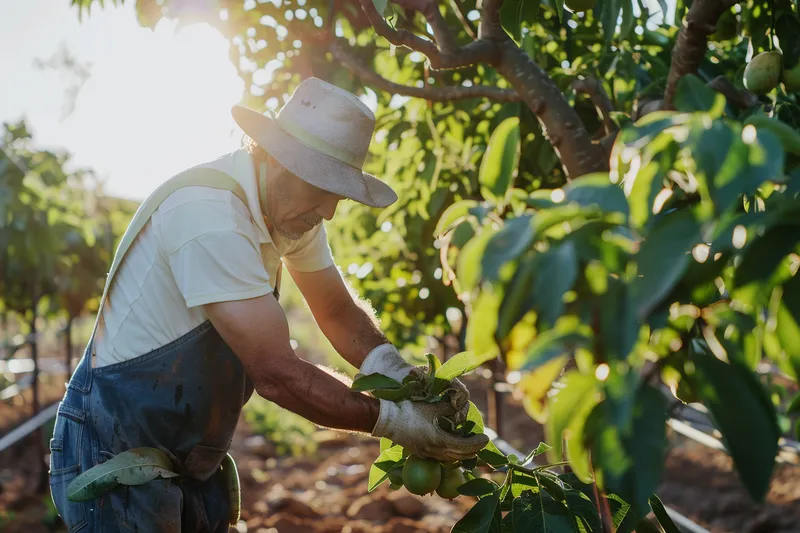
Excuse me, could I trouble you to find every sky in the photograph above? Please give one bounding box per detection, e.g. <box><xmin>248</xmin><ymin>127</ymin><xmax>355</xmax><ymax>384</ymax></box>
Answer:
<box><xmin>0</xmin><ymin>0</ymin><xmax>247</xmax><ymax>201</ymax></box>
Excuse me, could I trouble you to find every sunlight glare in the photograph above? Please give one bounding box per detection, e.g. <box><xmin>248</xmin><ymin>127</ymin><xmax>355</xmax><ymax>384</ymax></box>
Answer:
<box><xmin>67</xmin><ymin>19</ymin><xmax>244</xmax><ymax>200</ymax></box>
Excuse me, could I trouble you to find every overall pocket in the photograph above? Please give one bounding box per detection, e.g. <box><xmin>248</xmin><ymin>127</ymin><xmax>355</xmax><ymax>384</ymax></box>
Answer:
<box><xmin>49</xmin><ymin>403</ymin><xmax>89</xmax><ymax>532</ymax></box>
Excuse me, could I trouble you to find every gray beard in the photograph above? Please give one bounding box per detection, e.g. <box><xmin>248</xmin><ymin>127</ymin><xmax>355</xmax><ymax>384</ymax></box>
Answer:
<box><xmin>266</xmin><ymin>204</ymin><xmax>321</xmax><ymax>241</ymax></box>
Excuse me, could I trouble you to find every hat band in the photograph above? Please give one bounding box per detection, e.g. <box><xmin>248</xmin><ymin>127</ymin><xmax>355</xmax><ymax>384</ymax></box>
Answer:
<box><xmin>276</xmin><ymin>118</ymin><xmax>363</xmax><ymax>169</ymax></box>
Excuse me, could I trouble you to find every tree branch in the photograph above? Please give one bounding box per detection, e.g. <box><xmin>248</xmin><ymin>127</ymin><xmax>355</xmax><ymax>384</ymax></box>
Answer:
<box><xmin>496</xmin><ymin>42</ymin><xmax>607</xmax><ymax>178</ymax></box>
<box><xmin>571</xmin><ymin>76</ymin><xmax>616</xmax><ymax>136</ymax></box>
<box><xmin>663</xmin><ymin>0</ymin><xmax>741</xmax><ymax>109</ymax></box>
<box><xmin>359</xmin><ymin>0</ymin><xmax>499</xmax><ymax>69</ymax></box>
<box><xmin>331</xmin><ymin>43</ymin><xmax>520</xmax><ymax>102</ymax></box>
<box><xmin>479</xmin><ymin>0</ymin><xmax>506</xmax><ymax>40</ymax></box>
<box><xmin>450</xmin><ymin>0</ymin><xmax>477</xmax><ymax>40</ymax></box>
<box><xmin>392</xmin><ymin>0</ymin><xmax>459</xmax><ymax>53</ymax></box>
<box><xmin>707</xmin><ymin>75</ymin><xmax>760</xmax><ymax>109</ymax></box>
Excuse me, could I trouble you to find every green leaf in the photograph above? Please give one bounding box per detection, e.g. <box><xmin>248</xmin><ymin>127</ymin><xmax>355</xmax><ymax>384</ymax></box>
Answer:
<box><xmin>466</xmin><ymin>290</ymin><xmax>502</xmax><ymax>363</ymax></box>
<box><xmin>527</xmin><ymin>442</ymin><xmax>552</xmax><ymax>462</ymax></box>
<box><xmin>674</xmin><ymin>74</ymin><xmax>725</xmax><ymax>114</ymax></box>
<box><xmin>787</xmin><ymin>392</ymin><xmax>800</xmax><ymax>416</ymax></box>
<box><xmin>776</xmin><ymin>274</ymin><xmax>800</xmax><ymax>380</ymax></box>
<box><xmin>67</xmin><ymin>448</ymin><xmax>178</xmax><ymax>502</ymax></box>
<box><xmin>520</xmin><ymin>330</ymin><xmax>591</xmax><ymax>372</ymax></box>
<box><xmin>425</xmin><ymin>352</ymin><xmax>442</xmax><ymax>378</ymax></box>
<box><xmin>437</xmin><ymin>351</ymin><xmax>488</xmax><ymax>383</ymax></box>
<box><xmin>466</xmin><ymin>401</ymin><xmax>486</xmax><ymax>434</ymax></box>
<box><xmin>546</xmin><ymin>372</ymin><xmax>598</xmax><ymax>464</ymax></box>
<box><xmin>452</xmin><ymin>493</ymin><xmax>500</xmax><ymax>533</ymax></box>
<box><xmin>532</xmin><ymin>241</ymin><xmax>579</xmax><ymax>327</ymax></box>
<box><xmin>626</xmin><ymin>159</ymin><xmax>665</xmax><ymax>229</ymax></box>
<box><xmin>601</xmin><ymin>0</ymin><xmax>622</xmax><ymax>46</ymax></box>
<box><xmin>564</xmin><ymin>489</ymin><xmax>603</xmax><ymax>533</ymax></box>
<box><xmin>351</xmin><ymin>373</ymin><xmax>403</xmax><ymax>392</ymax></box>
<box><xmin>510</xmin><ymin>472</ymin><xmax>539</xmax><ymax>498</ymax></box>
<box><xmin>620</xmin><ymin>0</ymin><xmax>635</xmax><ymax>39</ymax></box>
<box><xmin>458</xmin><ymin>478</ymin><xmax>500</xmax><ymax>497</ymax></box>
<box><xmin>634</xmin><ymin>518</ymin><xmax>664</xmax><ymax>533</ymax></box>
<box><xmin>649</xmin><ymin>495</ymin><xmax>682</xmax><ymax>533</ymax></box>
<box><xmin>479</xmin><ymin>117</ymin><xmax>521</xmax><ymax>204</ymax></box>
<box><xmin>563</xmin><ymin>174</ymin><xmax>629</xmax><ymax>218</ymax></box>
<box><xmin>599</xmin><ymin>385</ymin><xmax>668</xmax><ymax>517</ymax></box>
<box><xmin>458</xmin><ymin>227</ymin><xmax>498</xmax><ymax>293</ymax></box>
<box><xmin>478</xmin><ymin>441</ymin><xmax>509</xmax><ymax>467</ymax></box>
<box><xmin>512</xmin><ymin>491</ymin><xmax>576</xmax><ymax>533</ymax></box>
<box><xmin>482</xmin><ymin>215</ymin><xmax>534</xmax><ymax>282</ymax></box>
<box><xmin>687</xmin><ymin>346</ymin><xmax>781</xmax><ymax>502</ymax></box>
<box><xmin>435</xmin><ymin>199</ymin><xmax>480</xmax><ymax>237</ymax></box>
<box><xmin>500</xmin><ymin>0</ymin><xmax>542</xmax><ymax>44</ymax></box>
<box><xmin>372</xmin><ymin>0</ymin><xmax>388</xmax><ymax>15</ymax></box>
<box><xmin>631</xmin><ymin>210</ymin><xmax>702</xmax><ymax>318</ymax></box>
<box><xmin>368</xmin><ymin>446</ymin><xmax>405</xmax><ymax>491</ymax></box>
<box><xmin>776</xmin><ymin>13</ymin><xmax>800</xmax><ymax>69</ymax></box>
<box><xmin>555</xmin><ymin>0</ymin><xmax>564</xmax><ymax>23</ymax></box>
<box><xmin>496</xmin><ymin>253</ymin><xmax>537</xmax><ymax>341</ymax></box>
<box><xmin>734</xmin><ymin>225</ymin><xmax>799</xmax><ymax>287</ymax></box>
<box><xmin>380</xmin><ymin>438</ymin><xmax>396</xmax><ymax>452</ymax></box>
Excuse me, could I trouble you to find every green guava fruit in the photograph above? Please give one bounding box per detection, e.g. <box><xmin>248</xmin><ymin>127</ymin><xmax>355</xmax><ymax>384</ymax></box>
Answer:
<box><xmin>435</xmin><ymin>467</ymin><xmax>467</xmax><ymax>500</ymax></box>
<box><xmin>744</xmin><ymin>51</ymin><xmax>783</xmax><ymax>95</ymax></box>
<box><xmin>783</xmin><ymin>61</ymin><xmax>800</xmax><ymax>92</ymax></box>
<box><xmin>401</xmin><ymin>455</ymin><xmax>442</xmax><ymax>496</ymax></box>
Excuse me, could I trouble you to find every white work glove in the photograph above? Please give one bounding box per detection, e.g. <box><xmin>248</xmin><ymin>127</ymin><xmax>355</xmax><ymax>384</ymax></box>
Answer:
<box><xmin>359</xmin><ymin>344</ymin><xmax>470</xmax><ymax>422</ymax></box>
<box><xmin>373</xmin><ymin>399</ymin><xmax>489</xmax><ymax>461</ymax></box>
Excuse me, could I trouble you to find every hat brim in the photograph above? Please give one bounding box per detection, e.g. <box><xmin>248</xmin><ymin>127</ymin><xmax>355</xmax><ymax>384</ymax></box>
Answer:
<box><xmin>231</xmin><ymin>105</ymin><xmax>397</xmax><ymax>209</ymax></box>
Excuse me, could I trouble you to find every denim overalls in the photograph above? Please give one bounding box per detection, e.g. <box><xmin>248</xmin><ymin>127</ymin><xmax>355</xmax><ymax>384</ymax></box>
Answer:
<box><xmin>49</xmin><ymin>168</ymin><xmax>273</xmax><ymax>532</ymax></box>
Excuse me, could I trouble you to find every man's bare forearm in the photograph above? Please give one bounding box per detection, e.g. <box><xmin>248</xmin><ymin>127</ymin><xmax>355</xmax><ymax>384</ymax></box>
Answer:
<box><xmin>257</xmin><ymin>353</ymin><xmax>380</xmax><ymax>433</ymax></box>
<box><xmin>317</xmin><ymin>299</ymin><xmax>389</xmax><ymax>369</ymax></box>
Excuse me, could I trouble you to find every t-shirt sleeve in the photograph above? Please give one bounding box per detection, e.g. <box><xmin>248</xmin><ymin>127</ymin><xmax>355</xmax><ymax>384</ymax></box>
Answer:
<box><xmin>282</xmin><ymin>223</ymin><xmax>335</xmax><ymax>273</ymax></box>
<box><xmin>156</xmin><ymin>189</ymin><xmax>273</xmax><ymax>308</ymax></box>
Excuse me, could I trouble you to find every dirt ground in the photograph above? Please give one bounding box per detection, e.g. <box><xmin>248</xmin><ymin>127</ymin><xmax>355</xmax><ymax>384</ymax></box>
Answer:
<box><xmin>1</xmin><ymin>376</ymin><xmax>799</xmax><ymax>533</ymax></box>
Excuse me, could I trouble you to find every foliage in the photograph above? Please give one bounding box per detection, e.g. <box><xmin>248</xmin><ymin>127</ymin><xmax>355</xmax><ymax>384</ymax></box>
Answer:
<box><xmin>243</xmin><ymin>396</ymin><xmax>319</xmax><ymax>457</ymax></box>
<box><xmin>0</xmin><ymin>120</ymin><xmax>133</xmax><ymax>342</ymax></box>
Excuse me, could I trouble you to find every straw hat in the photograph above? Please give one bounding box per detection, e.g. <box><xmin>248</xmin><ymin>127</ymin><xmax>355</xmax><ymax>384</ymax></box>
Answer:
<box><xmin>231</xmin><ymin>78</ymin><xmax>398</xmax><ymax>208</ymax></box>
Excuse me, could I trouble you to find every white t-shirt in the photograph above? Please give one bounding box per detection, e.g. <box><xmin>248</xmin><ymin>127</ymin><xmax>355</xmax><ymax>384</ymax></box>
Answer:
<box><xmin>94</xmin><ymin>149</ymin><xmax>334</xmax><ymax>367</ymax></box>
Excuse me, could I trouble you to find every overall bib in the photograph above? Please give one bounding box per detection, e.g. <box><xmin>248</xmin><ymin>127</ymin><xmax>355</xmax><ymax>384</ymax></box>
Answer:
<box><xmin>49</xmin><ymin>168</ymin><xmax>279</xmax><ymax>532</ymax></box>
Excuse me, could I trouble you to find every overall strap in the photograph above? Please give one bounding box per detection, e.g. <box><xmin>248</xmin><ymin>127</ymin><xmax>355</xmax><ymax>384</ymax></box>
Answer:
<box><xmin>89</xmin><ymin>167</ymin><xmax>281</xmax><ymax>358</ymax></box>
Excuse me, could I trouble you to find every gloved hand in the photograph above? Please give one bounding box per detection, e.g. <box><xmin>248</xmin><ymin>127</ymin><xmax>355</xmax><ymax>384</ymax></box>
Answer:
<box><xmin>372</xmin><ymin>399</ymin><xmax>489</xmax><ymax>461</ymax></box>
<box><xmin>359</xmin><ymin>344</ymin><xmax>470</xmax><ymax>422</ymax></box>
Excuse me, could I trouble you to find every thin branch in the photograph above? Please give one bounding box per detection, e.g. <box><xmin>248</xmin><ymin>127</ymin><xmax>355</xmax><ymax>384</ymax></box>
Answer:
<box><xmin>358</xmin><ymin>0</ymin><xmax>499</xmax><ymax>69</ymax></box>
<box><xmin>450</xmin><ymin>0</ymin><xmax>477</xmax><ymax>39</ymax></box>
<box><xmin>663</xmin><ymin>0</ymin><xmax>741</xmax><ymax>109</ymax></box>
<box><xmin>393</xmin><ymin>0</ymin><xmax>459</xmax><ymax>53</ymax></box>
<box><xmin>331</xmin><ymin>43</ymin><xmax>520</xmax><ymax>102</ymax></box>
<box><xmin>707</xmin><ymin>75</ymin><xmax>760</xmax><ymax>109</ymax></box>
<box><xmin>571</xmin><ymin>76</ymin><xmax>616</xmax><ymax>136</ymax></box>
<box><xmin>360</xmin><ymin>0</ymin><xmax>440</xmax><ymax>58</ymax></box>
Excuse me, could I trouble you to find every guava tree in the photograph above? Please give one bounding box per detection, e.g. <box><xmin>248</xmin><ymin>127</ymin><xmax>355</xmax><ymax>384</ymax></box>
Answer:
<box><xmin>72</xmin><ymin>0</ymin><xmax>800</xmax><ymax>530</ymax></box>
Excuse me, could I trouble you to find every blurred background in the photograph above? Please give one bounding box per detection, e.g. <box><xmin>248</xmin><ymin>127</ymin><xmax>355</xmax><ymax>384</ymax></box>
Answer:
<box><xmin>1</xmin><ymin>1</ymin><xmax>799</xmax><ymax>532</ymax></box>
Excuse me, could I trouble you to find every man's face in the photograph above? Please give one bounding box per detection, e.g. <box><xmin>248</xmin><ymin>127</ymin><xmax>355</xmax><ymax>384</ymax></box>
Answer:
<box><xmin>264</xmin><ymin>157</ymin><xmax>344</xmax><ymax>240</ymax></box>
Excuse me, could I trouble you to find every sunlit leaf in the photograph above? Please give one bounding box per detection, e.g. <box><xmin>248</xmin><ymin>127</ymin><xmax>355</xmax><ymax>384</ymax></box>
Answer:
<box><xmin>479</xmin><ymin>117</ymin><xmax>520</xmax><ymax>204</ymax></box>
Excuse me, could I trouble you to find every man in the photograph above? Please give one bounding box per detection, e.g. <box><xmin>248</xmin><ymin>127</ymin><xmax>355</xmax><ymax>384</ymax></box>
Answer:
<box><xmin>48</xmin><ymin>77</ymin><xmax>487</xmax><ymax>532</ymax></box>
